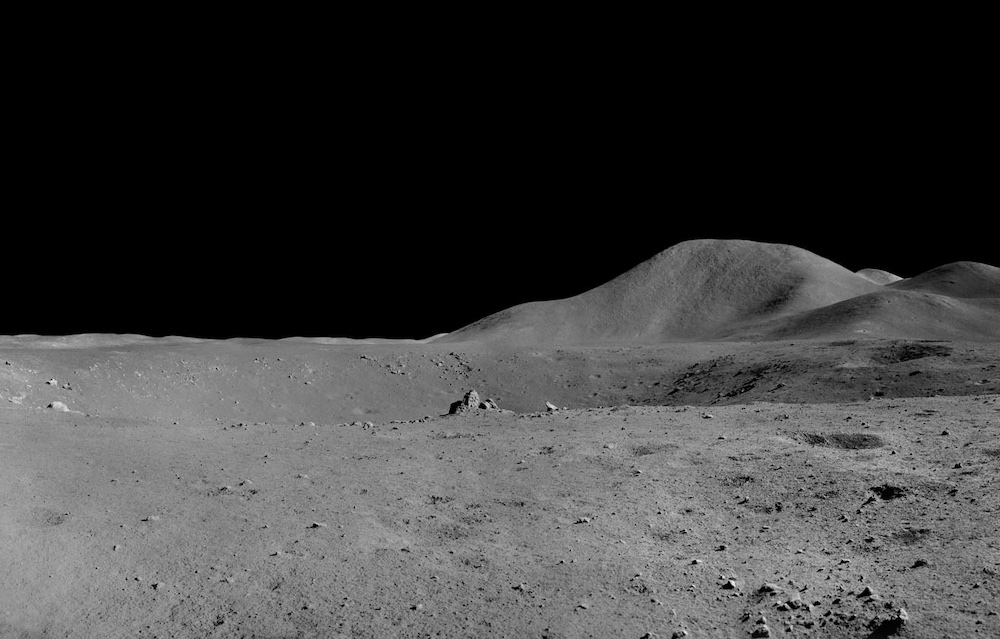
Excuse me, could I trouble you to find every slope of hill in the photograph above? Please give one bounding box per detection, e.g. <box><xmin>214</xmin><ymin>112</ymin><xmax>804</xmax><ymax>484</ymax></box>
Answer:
<box><xmin>887</xmin><ymin>261</ymin><xmax>1000</xmax><ymax>298</ymax></box>
<box><xmin>439</xmin><ymin>240</ymin><xmax>882</xmax><ymax>344</ymax></box>
<box><xmin>856</xmin><ymin>268</ymin><xmax>903</xmax><ymax>285</ymax></box>
<box><xmin>737</xmin><ymin>289</ymin><xmax>1000</xmax><ymax>341</ymax></box>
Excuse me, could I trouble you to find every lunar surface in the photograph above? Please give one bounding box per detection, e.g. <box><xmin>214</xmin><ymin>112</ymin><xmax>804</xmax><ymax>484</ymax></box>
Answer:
<box><xmin>2</xmin><ymin>240</ymin><xmax>998</xmax><ymax>639</ymax></box>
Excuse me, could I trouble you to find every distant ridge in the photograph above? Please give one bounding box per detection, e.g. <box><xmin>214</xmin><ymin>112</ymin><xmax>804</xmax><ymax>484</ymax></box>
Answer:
<box><xmin>439</xmin><ymin>239</ymin><xmax>882</xmax><ymax>344</ymax></box>
<box><xmin>887</xmin><ymin>262</ymin><xmax>1000</xmax><ymax>298</ymax></box>
<box><xmin>856</xmin><ymin>268</ymin><xmax>903</xmax><ymax>285</ymax></box>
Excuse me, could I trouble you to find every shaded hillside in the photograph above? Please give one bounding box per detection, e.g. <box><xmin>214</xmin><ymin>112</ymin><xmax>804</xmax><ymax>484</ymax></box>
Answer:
<box><xmin>439</xmin><ymin>240</ymin><xmax>881</xmax><ymax>344</ymax></box>
<box><xmin>887</xmin><ymin>261</ymin><xmax>1000</xmax><ymax>298</ymax></box>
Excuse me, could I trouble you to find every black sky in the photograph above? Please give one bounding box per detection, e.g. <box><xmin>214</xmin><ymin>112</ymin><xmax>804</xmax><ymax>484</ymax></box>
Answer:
<box><xmin>9</xmin><ymin>30</ymin><xmax>994</xmax><ymax>340</ymax></box>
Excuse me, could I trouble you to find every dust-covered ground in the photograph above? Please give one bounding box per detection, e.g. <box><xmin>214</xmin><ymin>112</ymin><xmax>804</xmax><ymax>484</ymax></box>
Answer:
<box><xmin>1</xmin><ymin>339</ymin><xmax>998</xmax><ymax>638</ymax></box>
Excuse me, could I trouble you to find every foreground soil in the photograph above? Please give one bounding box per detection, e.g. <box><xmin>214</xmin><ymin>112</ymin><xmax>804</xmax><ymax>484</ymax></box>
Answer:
<box><xmin>1</xmin><ymin>340</ymin><xmax>998</xmax><ymax>638</ymax></box>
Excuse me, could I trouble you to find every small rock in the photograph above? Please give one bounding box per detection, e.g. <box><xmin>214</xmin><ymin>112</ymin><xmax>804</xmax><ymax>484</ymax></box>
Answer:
<box><xmin>759</xmin><ymin>583</ymin><xmax>784</xmax><ymax>594</ymax></box>
<box><xmin>751</xmin><ymin>625</ymin><xmax>771</xmax><ymax>638</ymax></box>
<box><xmin>691</xmin><ymin>559</ymin><xmax>702</xmax><ymax>565</ymax></box>
<box><xmin>953</xmin><ymin>463</ymin><xmax>964</xmax><ymax>469</ymax></box>
<box><xmin>670</xmin><ymin>632</ymin><xmax>688</xmax><ymax>639</ymax></box>
<box><xmin>702</xmin><ymin>413</ymin><xmax>714</xmax><ymax>419</ymax></box>
<box><xmin>46</xmin><ymin>379</ymin><xmax>58</xmax><ymax>385</ymax></box>
<box><xmin>941</xmin><ymin>430</ymin><xmax>950</xmax><ymax>435</ymax></box>
<box><xmin>309</xmin><ymin>522</ymin><xmax>327</xmax><ymax>528</ymax></box>
<box><xmin>153</xmin><ymin>582</ymin><xmax>166</xmax><ymax>590</ymax></box>
<box><xmin>721</xmin><ymin>579</ymin><xmax>738</xmax><ymax>590</ymax></box>
<box><xmin>546</xmin><ymin>401</ymin><xmax>559</xmax><ymax>412</ymax></box>
<box><xmin>574</xmin><ymin>517</ymin><xmax>591</xmax><ymax>524</ymax></box>
<box><xmin>859</xmin><ymin>586</ymin><xmax>875</xmax><ymax>597</ymax></box>
<box><xmin>576</xmin><ymin>602</ymin><xmax>590</xmax><ymax>610</ymax></box>
<box><xmin>142</xmin><ymin>516</ymin><xmax>160</xmax><ymax>522</ymax></box>
<box><xmin>48</xmin><ymin>401</ymin><xmax>71</xmax><ymax>412</ymax></box>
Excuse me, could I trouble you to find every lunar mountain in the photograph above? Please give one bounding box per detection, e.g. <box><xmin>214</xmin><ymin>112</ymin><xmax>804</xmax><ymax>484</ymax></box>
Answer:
<box><xmin>437</xmin><ymin>239</ymin><xmax>1000</xmax><ymax>344</ymax></box>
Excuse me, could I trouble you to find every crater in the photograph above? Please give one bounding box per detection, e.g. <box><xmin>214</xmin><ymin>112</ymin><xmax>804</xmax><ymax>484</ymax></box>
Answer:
<box><xmin>801</xmin><ymin>433</ymin><xmax>885</xmax><ymax>449</ymax></box>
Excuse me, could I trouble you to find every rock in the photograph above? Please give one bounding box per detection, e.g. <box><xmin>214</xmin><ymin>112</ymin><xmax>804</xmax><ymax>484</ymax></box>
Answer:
<box><xmin>449</xmin><ymin>390</ymin><xmax>482</xmax><ymax>414</ymax></box>
<box><xmin>751</xmin><ymin>625</ymin><xmax>771</xmax><ymax>638</ymax></box>
<box><xmin>546</xmin><ymin>401</ymin><xmax>559</xmax><ymax>412</ymax></box>
<box><xmin>48</xmin><ymin>401</ymin><xmax>70</xmax><ymax>412</ymax></box>
<box><xmin>309</xmin><ymin>522</ymin><xmax>327</xmax><ymax>528</ymax></box>
<box><xmin>670</xmin><ymin>632</ymin><xmax>688</xmax><ymax>639</ymax></box>
<box><xmin>46</xmin><ymin>379</ymin><xmax>57</xmax><ymax>385</ymax></box>
<box><xmin>859</xmin><ymin>586</ymin><xmax>875</xmax><ymax>597</ymax></box>
<box><xmin>759</xmin><ymin>583</ymin><xmax>784</xmax><ymax>594</ymax></box>
<box><xmin>479</xmin><ymin>398</ymin><xmax>500</xmax><ymax>411</ymax></box>
<box><xmin>721</xmin><ymin>579</ymin><xmax>737</xmax><ymax>589</ymax></box>
<box><xmin>153</xmin><ymin>582</ymin><xmax>166</xmax><ymax>590</ymax></box>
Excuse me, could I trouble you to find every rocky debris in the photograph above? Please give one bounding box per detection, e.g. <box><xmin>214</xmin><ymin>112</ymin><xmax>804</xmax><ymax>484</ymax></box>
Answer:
<box><xmin>449</xmin><ymin>390</ymin><xmax>504</xmax><ymax>414</ymax></box>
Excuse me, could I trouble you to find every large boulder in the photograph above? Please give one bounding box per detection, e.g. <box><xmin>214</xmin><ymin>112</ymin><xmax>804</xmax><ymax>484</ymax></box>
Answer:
<box><xmin>448</xmin><ymin>390</ymin><xmax>503</xmax><ymax>414</ymax></box>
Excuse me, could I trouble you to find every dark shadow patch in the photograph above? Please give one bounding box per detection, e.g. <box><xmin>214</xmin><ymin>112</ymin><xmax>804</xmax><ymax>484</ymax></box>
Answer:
<box><xmin>871</xmin><ymin>484</ymin><xmax>907</xmax><ymax>500</ymax></box>
<box><xmin>871</xmin><ymin>341</ymin><xmax>952</xmax><ymax>365</ymax></box>
<box><xmin>802</xmin><ymin>433</ymin><xmax>885</xmax><ymax>449</ymax></box>
<box><xmin>892</xmin><ymin>527</ymin><xmax>931</xmax><ymax>545</ymax></box>
<box><xmin>633</xmin><ymin>443</ymin><xmax>676</xmax><ymax>457</ymax></box>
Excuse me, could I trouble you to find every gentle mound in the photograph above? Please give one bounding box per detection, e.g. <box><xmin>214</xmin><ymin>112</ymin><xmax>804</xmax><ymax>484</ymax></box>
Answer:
<box><xmin>439</xmin><ymin>239</ymin><xmax>881</xmax><ymax>344</ymax></box>
<box><xmin>856</xmin><ymin>268</ymin><xmax>903</xmax><ymax>285</ymax></box>
<box><xmin>887</xmin><ymin>262</ymin><xmax>1000</xmax><ymax>298</ymax></box>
